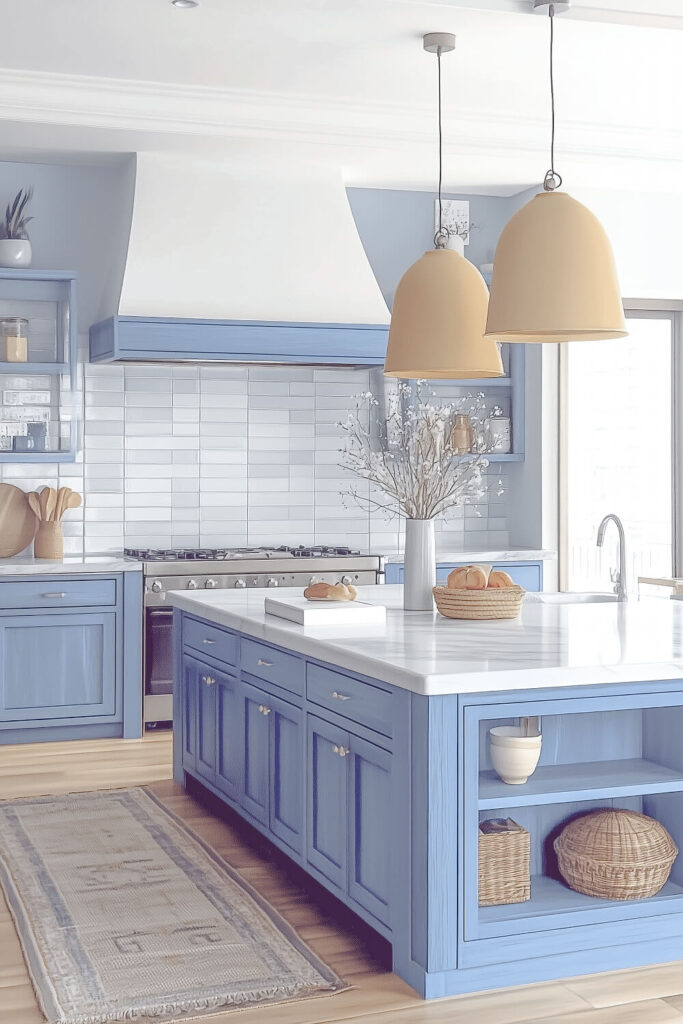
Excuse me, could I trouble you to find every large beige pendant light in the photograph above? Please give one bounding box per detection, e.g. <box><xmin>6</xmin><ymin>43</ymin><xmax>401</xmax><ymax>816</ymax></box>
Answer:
<box><xmin>485</xmin><ymin>1</ymin><xmax>627</xmax><ymax>344</ymax></box>
<box><xmin>385</xmin><ymin>33</ymin><xmax>504</xmax><ymax>379</ymax></box>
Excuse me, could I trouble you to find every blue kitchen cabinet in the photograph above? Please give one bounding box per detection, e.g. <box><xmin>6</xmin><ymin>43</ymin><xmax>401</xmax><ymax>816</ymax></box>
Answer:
<box><xmin>216</xmin><ymin>669</ymin><xmax>241</xmax><ymax>802</ymax></box>
<box><xmin>348</xmin><ymin>733</ymin><xmax>392</xmax><ymax>926</ymax></box>
<box><xmin>269</xmin><ymin>690</ymin><xmax>304</xmax><ymax>855</ymax></box>
<box><xmin>0</xmin><ymin>572</ymin><xmax>142</xmax><ymax>743</ymax></box>
<box><xmin>182</xmin><ymin>656</ymin><xmax>198</xmax><ymax>773</ymax></box>
<box><xmin>241</xmin><ymin>680</ymin><xmax>271</xmax><ymax>826</ymax></box>
<box><xmin>306</xmin><ymin>714</ymin><xmax>349</xmax><ymax>892</ymax></box>
<box><xmin>385</xmin><ymin>559</ymin><xmax>543</xmax><ymax>591</ymax></box>
<box><xmin>0</xmin><ymin>611</ymin><xmax>116</xmax><ymax>721</ymax></box>
<box><xmin>196</xmin><ymin>664</ymin><xmax>218</xmax><ymax>785</ymax></box>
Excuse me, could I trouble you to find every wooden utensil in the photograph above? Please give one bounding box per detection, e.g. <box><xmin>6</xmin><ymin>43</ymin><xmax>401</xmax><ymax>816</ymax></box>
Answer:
<box><xmin>27</xmin><ymin>491</ymin><xmax>42</xmax><ymax>520</ymax></box>
<box><xmin>55</xmin><ymin>486</ymin><xmax>71</xmax><ymax>522</ymax></box>
<box><xmin>39</xmin><ymin>487</ymin><xmax>50</xmax><ymax>520</ymax></box>
<box><xmin>65</xmin><ymin>492</ymin><xmax>82</xmax><ymax>513</ymax></box>
<box><xmin>0</xmin><ymin>483</ymin><xmax>39</xmax><ymax>557</ymax></box>
<box><xmin>45</xmin><ymin>487</ymin><xmax>57</xmax><ymax>522</ymax></box>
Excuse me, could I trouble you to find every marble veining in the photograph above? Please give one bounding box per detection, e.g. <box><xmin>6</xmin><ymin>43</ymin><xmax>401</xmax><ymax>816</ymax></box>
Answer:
<box><xmin>167</xmin><ymin>584</ymin><xmax>683</xmax><ymax>695</ymax></box>
<box><xmin>0</xmin><ymin>556</ymin><xmax>142</xmax><ymax>576</ymax></box>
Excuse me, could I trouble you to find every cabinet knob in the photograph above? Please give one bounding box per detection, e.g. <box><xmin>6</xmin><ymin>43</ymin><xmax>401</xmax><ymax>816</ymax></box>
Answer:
<box><xmin>333</xmin><ymin>744</ymin><xmax>350</xmax><ymax>757</ymax></box>
<box><xmin>258</xmin><ymin>704</ymin><xmax>272</xmax><ymax>715</ymax></box>
<box><xmin>203</xmin><ymin>675</ymin><xmax>216</xmax><ymax>686</ymax></box>
<box><xmin>331</xmin><ymin>691</ymin><xmax>351</xmax><ymax>701</ymax></box>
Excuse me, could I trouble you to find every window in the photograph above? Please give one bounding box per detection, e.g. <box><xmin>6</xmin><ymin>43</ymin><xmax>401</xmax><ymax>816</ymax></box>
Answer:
<box><xmin>561</xmin><ymin>312</ymin><xmax>675</xmax><ymax>592</ymax></box>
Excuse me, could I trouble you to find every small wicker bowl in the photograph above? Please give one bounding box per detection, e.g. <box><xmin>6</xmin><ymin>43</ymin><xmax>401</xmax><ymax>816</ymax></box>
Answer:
<box><xmin>433</xmin><ymin>585</ymin><xmax>525</xmax><ymax>620</ymax></box>
<box><xmin>554</xmin><ymin>809</ymin><xmax>678</xmax><ymax>901</ymax></box>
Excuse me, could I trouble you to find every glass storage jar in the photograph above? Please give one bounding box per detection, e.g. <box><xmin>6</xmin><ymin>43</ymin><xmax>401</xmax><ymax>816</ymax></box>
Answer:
<box><xmin>0</xmin><ymin>317</ymin><xmax>28</xmax><ymax>362</ymax></box>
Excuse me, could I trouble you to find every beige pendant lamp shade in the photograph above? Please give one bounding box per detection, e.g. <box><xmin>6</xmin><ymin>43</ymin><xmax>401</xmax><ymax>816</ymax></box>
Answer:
<box><xmin>486</xmin><ymin>1</ymin><xmax>626</xmax><ymax>344</ymax></box>
<box><xmin>385</xmin><ymin>31</ymin><xmax>503</xmax><ymax>379</ymax></box>
<box><xmin>485</xmin><ymin>191</ymin><xmax>627</xmax><ymax>343</ymax></box>
<box><xmin>385</xmin><ymin>249</ymin><xmax>504</xmax><ymax>378</ymax></box>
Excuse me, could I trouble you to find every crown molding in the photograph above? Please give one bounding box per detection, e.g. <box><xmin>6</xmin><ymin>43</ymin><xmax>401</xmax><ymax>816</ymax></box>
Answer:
<box><xmin>0</xmin><ymin>67</ymin><xmax>680</xmax><ymax>169</ymax></box>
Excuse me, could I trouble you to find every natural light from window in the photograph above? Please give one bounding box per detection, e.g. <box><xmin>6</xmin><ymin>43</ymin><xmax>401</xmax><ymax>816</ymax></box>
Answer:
<box><xmin>564</xmin><ymin>315</ymin><xmax>673</xmax><ymax>593</ymax></box>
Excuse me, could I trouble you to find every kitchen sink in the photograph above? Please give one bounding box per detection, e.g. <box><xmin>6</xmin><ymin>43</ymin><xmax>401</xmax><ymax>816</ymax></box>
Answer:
<box><xmin>527</xmin><ymin>592</ymin><xmax>619</xmax><ymax>605</ymax></box>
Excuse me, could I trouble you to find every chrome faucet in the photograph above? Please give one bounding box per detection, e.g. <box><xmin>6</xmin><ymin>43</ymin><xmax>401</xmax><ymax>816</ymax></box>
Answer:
<box><xmin>596</xmin><ymin>514</ymin><xmax>628</xmax><ymax>601</ymax></box>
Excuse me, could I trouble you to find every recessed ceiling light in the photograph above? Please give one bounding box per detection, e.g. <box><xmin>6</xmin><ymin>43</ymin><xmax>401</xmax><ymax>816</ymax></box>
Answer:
<box><xmin>171</xmin><ymin>0</ymin><xmax>198</xmax><ymax>7</ymax></box>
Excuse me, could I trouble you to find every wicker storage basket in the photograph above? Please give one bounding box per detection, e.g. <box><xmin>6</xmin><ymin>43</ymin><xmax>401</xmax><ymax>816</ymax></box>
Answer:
<box><xmin>554</xmin><ymin>809</ymin><xmax>678</xmax><ymax>901</ymax></box>
<box><xmin>434</xmin><ymin>585</ymin><xmax>525</xmax><ymax>620</ymax></box>
<box><xmin>479</xmin><ymin>818</ymin><xmax>530</xmax><ymax>906</ymax></box>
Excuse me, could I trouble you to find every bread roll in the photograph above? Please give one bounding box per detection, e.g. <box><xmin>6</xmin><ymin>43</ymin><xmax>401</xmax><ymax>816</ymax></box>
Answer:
<box><xmin>446</xmin><ymin>564</ymin><xmax>489</xmax><ymax>591</ymax></box>
<box><xmin>304</xmin><ymin>582</ymin><xmax>358</xmax><ymax>602</ymax></box>
<box><xmin>487</xmin><ymin>569</ymin><xmax>515</xmax><ymax>589</ymax></box>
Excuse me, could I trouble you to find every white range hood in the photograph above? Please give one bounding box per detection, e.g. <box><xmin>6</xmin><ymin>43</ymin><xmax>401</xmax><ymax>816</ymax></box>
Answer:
<box><xmin>118</xmin><ymin>153</ymin><xmax>389</xmax><ymax>326</ymax></box>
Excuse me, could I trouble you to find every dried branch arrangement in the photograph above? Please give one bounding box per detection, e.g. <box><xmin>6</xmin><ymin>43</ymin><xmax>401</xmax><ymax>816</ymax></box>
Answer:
<box><xmin>339</xmin><ymin>381</ymin><xmax>503</xmax><ymax>521</ymax></box>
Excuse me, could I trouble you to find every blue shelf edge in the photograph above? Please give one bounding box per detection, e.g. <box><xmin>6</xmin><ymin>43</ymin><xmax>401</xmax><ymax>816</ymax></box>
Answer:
<box><xmin>0</xmin><ymin>452</ymin><xmax>77</xmax><ymax>464</ymax></box>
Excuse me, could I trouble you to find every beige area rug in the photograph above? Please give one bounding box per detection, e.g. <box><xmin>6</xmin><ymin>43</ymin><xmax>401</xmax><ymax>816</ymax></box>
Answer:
<box><xmin>0</xmin><ymin>787</ymin><xmax>346</xmax><ymax>1023</ymax></box>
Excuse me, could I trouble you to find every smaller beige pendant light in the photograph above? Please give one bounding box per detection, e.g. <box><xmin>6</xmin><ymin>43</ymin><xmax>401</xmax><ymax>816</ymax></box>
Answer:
<box><xmin>485</xmin><ymin>1</ymin><xmax>627</xmax><ymax>344</ymax></box>
<box><xmin>385</xmin><ymin>34</ymin><xmax>504</xmax><ymax>379</ymax></box>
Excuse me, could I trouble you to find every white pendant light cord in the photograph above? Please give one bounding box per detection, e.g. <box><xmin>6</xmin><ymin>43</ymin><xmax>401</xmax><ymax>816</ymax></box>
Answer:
<box><xmin>544</xmin><ymin>4</ymin><xmax>563</xmax><ymax>192</ymax></box>
<box><xmin>434</xmin><ymin>47</ymin><xmax>450</xmax><ymax>249</ymax></box>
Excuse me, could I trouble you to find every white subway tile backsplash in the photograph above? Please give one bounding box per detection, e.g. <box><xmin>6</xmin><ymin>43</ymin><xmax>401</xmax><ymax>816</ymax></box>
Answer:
<box><xmin>1</xmin><ymin>353</ymin><xmax>508</xmax><ymax>556</ymax></box>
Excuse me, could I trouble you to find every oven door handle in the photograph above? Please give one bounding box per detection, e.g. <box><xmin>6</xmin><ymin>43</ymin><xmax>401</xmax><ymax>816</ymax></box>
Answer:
<box><xmin>148</xmin><ymin>608</ymin><xmax>174</xmax><ymax>620</ymax></box>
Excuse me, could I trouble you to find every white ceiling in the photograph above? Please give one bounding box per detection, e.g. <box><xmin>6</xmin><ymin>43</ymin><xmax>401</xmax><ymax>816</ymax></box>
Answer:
<box><xmin>1</xmin><ymin>0</ymin><xmax>681</xmax><ymax>193</ymax></box>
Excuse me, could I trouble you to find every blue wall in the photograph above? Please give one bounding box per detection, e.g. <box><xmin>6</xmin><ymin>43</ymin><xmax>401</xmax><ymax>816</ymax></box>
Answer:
<box><xmin>347</xmin><ymin>188</ymin><xmax>523</xmax><ymax>309</ymax></box>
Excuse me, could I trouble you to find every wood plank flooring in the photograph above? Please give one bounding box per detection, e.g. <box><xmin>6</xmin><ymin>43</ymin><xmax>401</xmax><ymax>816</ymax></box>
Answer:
<box><xmin>1</xmin><ymin>733</ymin><xmax>683</xmax><ymax>1024</ymax></box>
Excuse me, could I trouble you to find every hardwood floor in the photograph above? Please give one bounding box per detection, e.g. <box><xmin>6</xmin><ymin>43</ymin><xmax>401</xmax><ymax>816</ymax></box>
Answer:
<box><xmin>2</xmin><ymin>733</ymin><xmax>683</xmax><ymax>1024</ymax></box>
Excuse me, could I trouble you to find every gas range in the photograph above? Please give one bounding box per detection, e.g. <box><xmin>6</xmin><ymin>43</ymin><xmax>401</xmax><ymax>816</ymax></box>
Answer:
<box><xmin>125</xmin><ymin>545</ymin><xmax>384</xmax><ymax>607</ymax></box>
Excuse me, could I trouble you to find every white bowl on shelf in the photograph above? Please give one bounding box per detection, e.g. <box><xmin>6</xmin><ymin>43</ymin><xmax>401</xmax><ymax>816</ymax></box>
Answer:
<box><xmin>489</xmin><ymin>726</ymin><xmax>542</xmax><ymax>785</ymax></box>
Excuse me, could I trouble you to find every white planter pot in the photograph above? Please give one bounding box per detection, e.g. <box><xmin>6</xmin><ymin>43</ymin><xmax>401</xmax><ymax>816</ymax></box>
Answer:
<box><xmin>0</xmin><ymin>239</ymin><xmax>32</xmax><ymax>268</ymax></box>
<box><xmin>403</xmin><ymin>518</ymin><xmax>436</xmax><ymax>611</ymax></box>
<box><xmin>489</xmin><ymin>726</ymin><xmax>542</xmax><ymax>785</ymax></box>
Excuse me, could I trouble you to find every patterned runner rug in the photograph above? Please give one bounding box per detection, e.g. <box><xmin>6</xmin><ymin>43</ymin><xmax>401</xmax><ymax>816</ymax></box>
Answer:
<box><xmin>0</xmin><ymin>787</ymin><xmax>346</xmax><ymax>1023</ymax></box>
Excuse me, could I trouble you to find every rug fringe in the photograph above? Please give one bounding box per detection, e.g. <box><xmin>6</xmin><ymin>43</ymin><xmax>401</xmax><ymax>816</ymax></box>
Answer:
<box><xmin>53</xmin><ymin>979</ymin><xmax>347</xmax><ymax>1024</ymax></box>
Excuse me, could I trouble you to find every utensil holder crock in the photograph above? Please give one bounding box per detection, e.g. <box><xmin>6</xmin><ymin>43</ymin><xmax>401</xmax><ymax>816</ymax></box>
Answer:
<box><xmin>34</xmin><ymin>521</ymin><xmax>63</xmax><ymax>560</ymax></box>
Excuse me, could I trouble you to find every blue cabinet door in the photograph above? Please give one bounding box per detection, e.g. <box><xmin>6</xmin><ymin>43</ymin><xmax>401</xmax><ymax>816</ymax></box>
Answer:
<box><xmin>0</xmin><ymin>612</ymin><xmax>116</xmax><ymax>723</ymax></box>
<box><xmin>196</xmin><ymin>666</ymin><xmax>217</xmax><ymax>784</ymax></box>
<box><xmin>182</xmin><ymin>656</ymin><xmax>198</xmax><ymax>773</ymax></box>
<box><xmin>269</xmin><ymin>692</ymin><xmax>304</xmax><ymax>856</ymax></box>
<box><xmin>306</xmin><ymin>715</ymin><xmax>349</xmax><ymax>892</ymax></box>
<box><xmin>216</xmin><ymin>670</ymin><xmax>241</xmax><ymax>802</ymax></box>
<box><xmin>348</xmin><ymin>734</ymin><xmax>392</xmax><ymax>927</ymax></box>
<box><xmin>241</xmin><ymin>681</ymin><xmax>270</xmax><ymax>825</ymax></box>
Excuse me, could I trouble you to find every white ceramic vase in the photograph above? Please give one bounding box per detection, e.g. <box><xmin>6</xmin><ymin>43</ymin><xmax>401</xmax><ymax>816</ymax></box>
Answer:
<box><xmin>489</xmin><ymin>726</ymin><xmax>542</xmax><ymax>785</ymax></box>
<box><xmin>0</xmin><ymin>239</ymin><xmax>32</xmax><ymax>268</ymax></box>
<box><xmin>403</xmin><ymin>518</ymin><xmax>436</xmax><ymax>611</ymax></box>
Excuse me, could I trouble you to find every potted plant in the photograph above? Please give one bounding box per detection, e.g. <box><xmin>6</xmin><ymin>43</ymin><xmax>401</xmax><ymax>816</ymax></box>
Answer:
<box><xmin>339</xmin><ymin>381</ymin><xmax>502</xmax><ymax>610</ymax></box>
<box><xmin>0</xmin><ymin>187</ymin><xmax>34</xmax><ymax>267</ymax></box>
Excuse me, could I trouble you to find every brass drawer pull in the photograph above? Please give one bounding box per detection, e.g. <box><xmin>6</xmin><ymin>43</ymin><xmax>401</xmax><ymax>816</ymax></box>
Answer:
<box><xmin>258</xmin><ymin>704</ymin><xmax>272</xmax><ymax>715</ymax></box>
<box><xmin>257</xmin><ymin>658</ymin><xmax>273</xmax><ymax>668</ymax></box>
<box><xmin>202</xmin><ymin>638</ymin><xmax>216</xmax><ymax>645</ymax></box>
<box><xmin>333</xmin><ymin>744</ymin><xmax>350</xmax><ymax>758</ymax></box>
<box><xmin>331</xmin><ymin>691</ymin><xmax>351</xmax><ymax>701</ymax></box>
<box><xmin>203</xmin><ymin>675</ymin><xmax>216</xmax><ymax>686</ymax></box>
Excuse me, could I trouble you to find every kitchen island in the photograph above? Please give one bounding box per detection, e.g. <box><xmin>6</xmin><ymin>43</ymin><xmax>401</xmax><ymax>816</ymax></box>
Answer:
<box><xmin>168</xmin><ymin>585</ymin><xmax>683</xmax><ymax>998</ymax></box>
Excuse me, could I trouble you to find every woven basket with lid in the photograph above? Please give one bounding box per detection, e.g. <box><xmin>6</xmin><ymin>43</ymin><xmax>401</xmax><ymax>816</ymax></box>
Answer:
<box><xmin>554</xmin><ymin>809</ymin><xmax>678</xmax><ymax>901</ymax></box>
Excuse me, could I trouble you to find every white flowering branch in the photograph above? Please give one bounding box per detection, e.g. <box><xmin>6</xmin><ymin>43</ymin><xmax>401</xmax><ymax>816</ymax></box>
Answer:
<box><xmin>339</xmin><ymin>381</ymin><xmax>503</xmax><ymax>521</ymax></box>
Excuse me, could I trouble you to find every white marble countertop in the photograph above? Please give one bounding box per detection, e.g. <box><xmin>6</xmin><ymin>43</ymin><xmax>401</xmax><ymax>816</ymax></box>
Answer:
<box><xmin>383</xmin><ymin>548</ymin><xmax>556</xmax><ymax>564</ymax></box>
<box><xmin>0</xmin><ymin>556</ymin><xmax>141</xmax><ymax>576</ymax></box>
<box><xmin>167</xmin><ymin>584</ymin><xmax>683</xmax><ymax>696</ymax></box>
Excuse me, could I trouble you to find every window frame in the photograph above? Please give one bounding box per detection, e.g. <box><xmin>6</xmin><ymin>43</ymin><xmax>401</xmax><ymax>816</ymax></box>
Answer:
<box><xmin>559</xmin><ymin>305</ymin><xmax>681</xmax><ymax>591</ymax></box>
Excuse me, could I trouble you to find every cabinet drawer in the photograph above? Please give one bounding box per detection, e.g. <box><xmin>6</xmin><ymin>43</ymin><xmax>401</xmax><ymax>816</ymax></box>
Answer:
<box><xmin>241</xmin><ymin>638</ymin><xmax>304</xmax><ymax>696</ymax></box>
<box><xmin>183</xmin><ymin>617</ymin><xmax>237</xmax><ymax>666</ymax></box>
<box><xmin>307</xmin><ymin>664</ymin><xmax>392</xmax><ymax>738</ymax></box>
<box><xmin>0</xmin><ymin>578</ymin><xmax>116</xmax><ymax>610</ymax></box>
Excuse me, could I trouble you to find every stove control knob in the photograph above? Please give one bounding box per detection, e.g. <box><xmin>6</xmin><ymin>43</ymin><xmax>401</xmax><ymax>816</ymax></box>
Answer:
<box><xmin>187</xmin><ymin>579</ymin><xmax>198</xmax><ymax>590</ymax></box>
<box><xmin>267</xmin><ymin>578</ymin><xmax>279</xmax><ymax>588</ymax></box>
<box><xmin>234</xmin><ymin>578</ymin><xmax>247</xmax><ymax>589</ymax></box>
<box><xmin>341</xmin><ymin>575</ymin><xmax>354</xmax><ymax>585</ymax></box>
<box><xmin>150</xmin><ymin>579</ymin><xmax>163</xmax><ymax>594</ymax></box>
<box><xmin>205</xmin><ymin>578</ymin><xmax>218</xmax><ymax>589</ymax></box>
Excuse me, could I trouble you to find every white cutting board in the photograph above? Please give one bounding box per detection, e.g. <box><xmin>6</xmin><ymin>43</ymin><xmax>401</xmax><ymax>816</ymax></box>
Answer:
<box><xmin>264</xmin><ymin>595</ymin><xmax>387</xmax><ymax>626</ymax></box>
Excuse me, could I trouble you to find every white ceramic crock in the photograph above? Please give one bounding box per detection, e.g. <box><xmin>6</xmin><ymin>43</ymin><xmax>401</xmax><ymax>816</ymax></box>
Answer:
<box><xmin>489</xmin><ymin>725</ymin><xmax>542</xmax><ymax>785</ymax></box>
